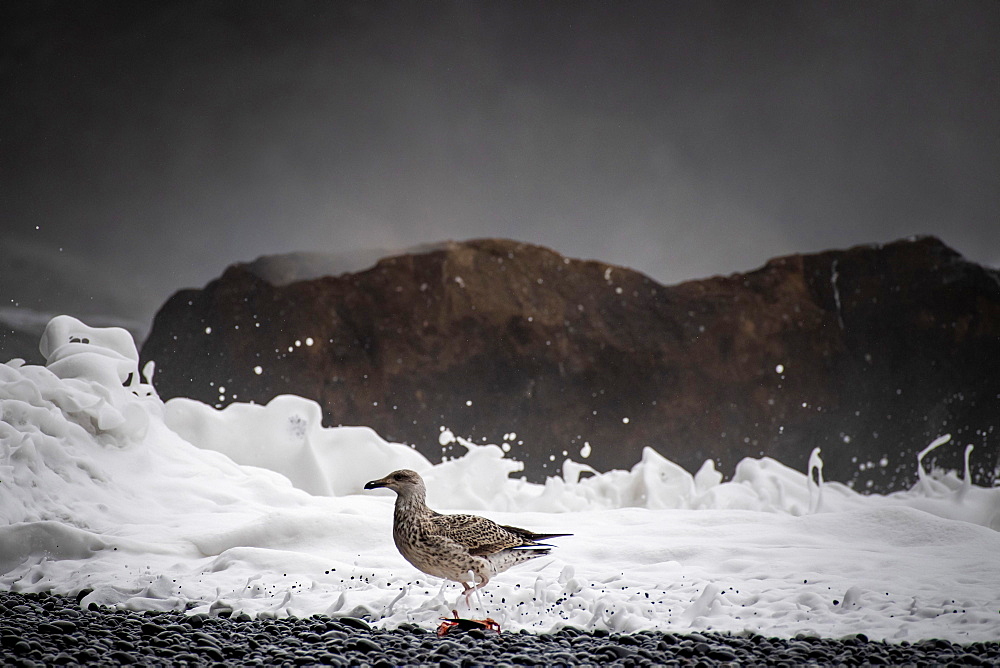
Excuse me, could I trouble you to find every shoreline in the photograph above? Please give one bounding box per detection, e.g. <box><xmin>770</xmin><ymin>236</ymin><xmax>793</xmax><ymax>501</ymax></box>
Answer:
<box><xmin>2</xmin><ymin>590</ymin><xmax>996</xmax><ymax>666</ymax></box>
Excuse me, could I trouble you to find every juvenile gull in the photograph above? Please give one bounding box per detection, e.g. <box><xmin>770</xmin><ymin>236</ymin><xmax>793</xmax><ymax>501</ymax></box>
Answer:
<box><xmin>364</xmin><ymin>469</ymin><xmax>570</xmax><ymax>604</ymax></box>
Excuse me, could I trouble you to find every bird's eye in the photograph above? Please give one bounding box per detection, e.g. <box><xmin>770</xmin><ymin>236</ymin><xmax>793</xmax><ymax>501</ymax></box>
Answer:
<box><xmin>393</xmin><ymin>473</ymin><xmax>403</xmax><ymax>481</ymax></box>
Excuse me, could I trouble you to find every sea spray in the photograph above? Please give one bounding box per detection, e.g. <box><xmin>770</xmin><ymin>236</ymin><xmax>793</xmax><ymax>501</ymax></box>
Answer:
<box><xmin>2</xmin><ymin>316</ymin><xmax>1000</xmax><ymax>642</ymax></box>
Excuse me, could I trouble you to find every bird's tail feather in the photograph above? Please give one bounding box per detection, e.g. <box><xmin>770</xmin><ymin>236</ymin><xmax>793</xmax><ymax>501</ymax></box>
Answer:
<box><xmin>501</xmin><ymin>525</ymin><xmax>572</xmax><ymax>542</ymax></box>
<box><xmin>528</xmin><ymin>532</ymin><xmax>572</xmax><ymax>541</ymax></box>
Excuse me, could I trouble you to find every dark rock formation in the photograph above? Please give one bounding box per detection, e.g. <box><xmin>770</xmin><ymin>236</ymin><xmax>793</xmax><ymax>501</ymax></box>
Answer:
<box><xmin>140</xmin><ymin>237</ymin><xmax>1000</xmax><ymax>492</ymax></box>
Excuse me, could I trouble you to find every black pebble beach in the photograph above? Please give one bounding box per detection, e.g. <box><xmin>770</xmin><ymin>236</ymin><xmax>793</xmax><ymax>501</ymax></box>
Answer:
<box><xmin>1</xmin><ymin>590</ymin><xmax>997</xmax><ymax>667</ymax></box>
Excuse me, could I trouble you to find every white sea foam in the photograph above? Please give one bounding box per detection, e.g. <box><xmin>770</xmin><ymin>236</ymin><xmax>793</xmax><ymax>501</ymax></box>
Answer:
<box><xmin>2</xmin><ymin>316</ymin><xmax>999</xmax><ymax>642</ymax></box>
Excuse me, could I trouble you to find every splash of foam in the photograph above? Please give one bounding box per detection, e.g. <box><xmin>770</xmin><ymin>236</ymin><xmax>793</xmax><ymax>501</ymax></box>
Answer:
<box><xmin>3</xmin><ymin>316</ymin><xmax>1000</xmax><ymax>642</ymax></box>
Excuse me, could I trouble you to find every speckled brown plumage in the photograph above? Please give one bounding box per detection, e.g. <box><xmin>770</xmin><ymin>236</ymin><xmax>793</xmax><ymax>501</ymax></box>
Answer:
<box><xmin>364</xmin><ymin>469</ymin><xmax>570</xmax><ymax>603</ymax></box>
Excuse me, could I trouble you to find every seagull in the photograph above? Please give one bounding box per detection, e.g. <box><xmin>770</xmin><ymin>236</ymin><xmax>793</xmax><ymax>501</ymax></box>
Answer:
<box><xmin>364</xmin><ymin>469</ymin><xmax>570</xmax><ymax>605</ymax></box>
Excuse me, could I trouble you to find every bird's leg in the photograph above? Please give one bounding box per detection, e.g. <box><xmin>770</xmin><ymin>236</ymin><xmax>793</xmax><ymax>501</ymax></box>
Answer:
<box><xmin>466</xmin><ymin>570</ymin><xmax>488</xmax><ymax>613</ymax></box>
<box><xmin>461</xmin><ymin>581</ymin><xmax>474</xmax><ymax>609</ymax></box>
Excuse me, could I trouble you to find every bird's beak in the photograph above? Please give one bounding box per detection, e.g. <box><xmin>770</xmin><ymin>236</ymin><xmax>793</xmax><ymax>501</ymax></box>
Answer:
<box><xmin>364</xmin><ymin>478</ymin><xmax>388</xmax><ymax>490</ymax></box>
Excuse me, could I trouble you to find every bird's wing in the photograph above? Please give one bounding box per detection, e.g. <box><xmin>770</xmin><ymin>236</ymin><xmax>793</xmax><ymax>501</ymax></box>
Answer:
<box><xmin>427</xmin><ymin>513</ymin><xmax>527</xmax><ymax>556</ymax></box>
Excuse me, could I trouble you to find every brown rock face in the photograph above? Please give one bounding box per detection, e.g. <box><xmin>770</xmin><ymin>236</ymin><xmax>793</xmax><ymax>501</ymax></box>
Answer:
<box><xmin>140</xmin><ymin>237</ymin><xmax>1000</xmax><ymax>492</ymax></box>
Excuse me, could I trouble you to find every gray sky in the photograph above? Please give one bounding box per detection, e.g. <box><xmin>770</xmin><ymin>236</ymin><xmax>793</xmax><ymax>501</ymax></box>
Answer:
<box><xmin>2</xmin><ymin>0</ymin><xmax>998</xmax><ymax>331</ymax></box>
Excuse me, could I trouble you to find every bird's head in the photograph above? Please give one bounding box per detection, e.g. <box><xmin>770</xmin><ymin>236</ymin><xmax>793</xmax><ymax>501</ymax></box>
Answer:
<box><xmin>364</xmin><ymin>469</ymin><xmax>425</xmax><ymax>496</ymax></box>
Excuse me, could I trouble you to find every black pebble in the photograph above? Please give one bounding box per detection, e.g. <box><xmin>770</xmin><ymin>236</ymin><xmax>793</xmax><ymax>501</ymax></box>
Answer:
<box><xmin>108</xmin><ymin>650</ymin><xmax>137</xmax><ymax>664</ymax></box>
<box><xmin>139</xmin><ymin>622</ymin><xmax>165</xmax><ymax>636</ymax></box>
<box><xmin>709</xmin><ymin>648</ymin><xmax>739</xmax><ymax>661</ymax></box>
<box><xmin>598</xmin><ymin>643</ymin><xmax>634</xmax><ymax>659</ymax></box>
<box><xmin>351</xmin><ymin>636</ymin><xmax>384</xmax><ymax>653</ymax></box>
<box><xmin>614</xmin><ymin>633</ymin><xmax>641</xmax><ymax>646</ymax></box>
<box><xmin>337</xmin><ymin>616</ymin><xmax>372</xmax><ymax>632</ymax></box>
<box><xmin>202</xmin><ymin>646</ymin><xmax>225</xmax><ymax>661</ymax></box>
<box><xmin>433</xmin><ymin>639</ymin><xmax>460</xmax><ymax>655</ymax></box>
